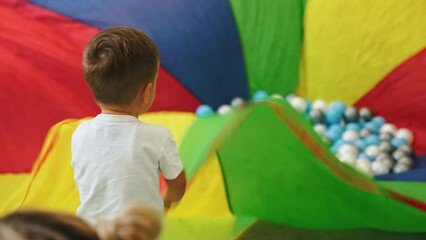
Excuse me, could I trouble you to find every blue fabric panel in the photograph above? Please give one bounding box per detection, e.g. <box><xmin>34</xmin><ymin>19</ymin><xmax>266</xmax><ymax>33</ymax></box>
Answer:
<box><xmin>376</xmin><ymin>155</ymin><xmax>426</xmax><ymax>182</ymax></box>
<box><xmin>29</xmin><ymin>0</ymin><xmax>249</xmax><ymax>108</ymax></box>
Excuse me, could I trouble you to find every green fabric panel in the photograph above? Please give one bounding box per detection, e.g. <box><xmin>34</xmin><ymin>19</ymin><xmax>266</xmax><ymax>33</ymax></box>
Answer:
<box><xmin>236</xmin><ymin>220</ymin><xmax>426</xmax><ymax>240</ymax></box>
<box><xmin>217</xmin><ymin>103</ymin><xmax>426</xmax><ymax>231</ymax></box>
<box><xmin>178</xmin><ymin>114</ymin><xmax>234</xmax><ymax>179</ymax></box>
<box><xmin>378</xmin><ymin>181</ymin><xmax>426</xmax><ymax>202</ymax></box>
<box><xmin>230</xmin><ymin>0</ymin><xmax>304</xmax><ymax>96</ymax></box>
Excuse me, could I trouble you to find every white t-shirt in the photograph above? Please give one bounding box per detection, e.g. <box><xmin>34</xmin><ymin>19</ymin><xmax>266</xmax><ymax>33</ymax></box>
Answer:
<box><xmin>71</xmin><ymin>114</ymin><xmax>183</xmax><ymax>224</ymax></box>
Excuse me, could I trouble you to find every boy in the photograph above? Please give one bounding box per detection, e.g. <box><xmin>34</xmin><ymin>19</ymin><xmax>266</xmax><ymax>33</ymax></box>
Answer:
<box><xmin>71</xmin><ymin>27</ymin><xmax>186</xmax><ymax>224</ymax></box>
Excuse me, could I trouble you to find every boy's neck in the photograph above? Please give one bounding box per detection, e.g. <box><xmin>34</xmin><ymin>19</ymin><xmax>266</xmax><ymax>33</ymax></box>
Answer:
<box><xmin>99</xmin><ymin>104</ymin><xmax>143</xmax><ymax>118</ymax></box>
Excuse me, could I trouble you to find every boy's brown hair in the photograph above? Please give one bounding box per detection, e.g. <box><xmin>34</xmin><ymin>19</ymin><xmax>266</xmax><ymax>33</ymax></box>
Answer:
<box><xmin>83</xmin><ymin>27</ymin><xmax>159</xmax><ymax>106</ymax></box>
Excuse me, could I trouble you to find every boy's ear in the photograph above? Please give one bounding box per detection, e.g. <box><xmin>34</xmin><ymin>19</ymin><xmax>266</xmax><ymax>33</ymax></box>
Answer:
<box><xmin>141</xmin><ymin>82</ymin><xmax>153</xmax><ymax>104</ymax></box>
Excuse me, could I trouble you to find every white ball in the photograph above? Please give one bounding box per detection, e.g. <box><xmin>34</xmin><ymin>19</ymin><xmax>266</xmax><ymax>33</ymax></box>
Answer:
<box><xmin>396</xmin><ymin>128</ymin><xmax>413</xmax><ymax>144</ymax></box>
<box><xmin>371</xmin><ymin>161</ymin><xmax>390</xmax><ymax>175</ymax></box>
<box><xmin>365</xmin><ymin>145</ymin><xmax>380</xmax><ymax>158</ymax></box>
<box><xmin>270</xmin><ymin>94</ymin><xmax>284</xmax><ymax>100</ymax></box>
<box><xmin>338</xmin><ymin>153</ymin><xmax>356</xmax><ymax>166</ymax></box>
<box><xmin>338</xmin><ymin>144</ymin><xmax>359</xmax><ymax>157</ymax></box>
<box><xmin>217</xmin><ymin>104</ymin><xmax>233</xmax><ymax>115</ymax></box>
<box><xmin>314</xmin><ymin>124</ymin><xmax>327</xmax><ymax>135</ymax></box>
<box><xmin>356</xmin><ymin>158</ymin><xmax>373</xmax><ymax>177</ymax></box>
<box><xmin>286</xmin><ymin>93</ymin><xmax>296</xmax><ymax>102</ymax></box>
<box><xmin>230</xmin><ymin>97</ymin><xmax>245</xmax><ymax>108</ymax></box>
<box><xmin>312</xmin><ymin>99</ymin><xmax>328</xmax><ymax>112</ymax></box>
<box><xmin>393</xmin><ymin>163</ymin><xmax>410</xmax><ymax>173</ymax></box>
<box><xmin>290</xmin><ymin>97</ymin><xmax>307</xmax><ymax>113</ymax></box>
<box><xmin>380</xmin><ymin>123</ymin><xmax>397</xmax><ymax>135</ymax></box>
<box><xmin>342</xmin><ymin>130</ymin><xmax>359</xmax><ymax>143</ymax></box>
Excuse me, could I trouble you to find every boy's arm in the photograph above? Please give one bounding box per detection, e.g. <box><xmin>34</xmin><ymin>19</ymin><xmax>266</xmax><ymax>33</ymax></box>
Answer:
<box><xmin>163</xmin><ymin>170</ymin><xmax>186</xmax><ymax>209</ymax></box>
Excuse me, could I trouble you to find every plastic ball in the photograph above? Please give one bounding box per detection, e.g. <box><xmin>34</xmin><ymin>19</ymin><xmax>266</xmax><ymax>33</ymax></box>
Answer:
<box><xmin>290</xmin><ymin>97</ymin><xmax>307</xmax><ymax>113</ymax></box>
<box><xmin>345</xmin><ymin>123</ymin><xmax>361</xmax><ymax>132</ymax></box>
<box><xmin>329</xmin><ymin>101</ymin><xmax>346</xmax><ymax>112</ymax></box>
<box><xmin>344</xmin><ymin>107</ymin><xmax>359</xmax><ymax>123</ymax></box>
<box><xmin>195</xmin><ymin>105</ymin><xmax>214</xmax><ymax>118</ymax></box>
<box><xmin>393</xmin><ymin>163</ymin><xmax>410</xmax><ymax>173</ymax></box>
<box><xmin>378</xmin><ymin>141</ymin><xmax>394</xmax><ymax>153</ymax></box>
<box><xmin>338</xmin><ymin>153</ymin><xmax>357</xmax><ymax>166</ymax></box>
<box><xmin>379</xmin><ymin>132</ymin><xmax>393</xmax><ymax>141</ymax></box>
<box><xmin>312</xmin><ymin>99</ymin><xmax>328</xmax><ymax>112</ymax></box>
<box><xmin>390</xmin><ymin>138</ymin><xmax>407</xmax><ymax>148</ymax></box>
<box><xmin>342</xmin><ymin>130</ymin><xmax>359</xmax><ymax>143</ymax></box>
<box><xmin>376</xmin><ymin>152</ymin><xmax>391</xmax><ymax>162</ymax></box>
<box><xmin>392</xmin><ymin>149</ymin><xmax>408</xmax><ymax>160</ymax></box>
<box><xmin>305</xmin><ymin>100</ymin><xmax>312</xmax><ymax>113</ymax></box>
<box><xmin>338</xmin><ymin>144</ymin><xmax>359</xmax><ymax>156</ymax></box>
<box><xmin>359</xmin><ymin>107</ymin><xmax>374</xmax><ymax>121</ymax></box>
<box><xmin>376</xmin><ymin>157</ymin><xmax>394</xmax><ymax>169</ymax></box>
<box><xmin>359</xmin><ymin>129</ymin><xmax>372</xmax><ymax>138</ymax></box>
<box><xmin>325</xmin><ymin>108</ymin><xmax>344</xmax><ymax>124</ymax></box>
<box><xmin>309</xmin><ymin>109</ymin><xmax>325</xmax><ymax>123</ymax></box>
<box><xmin>371</xmin><ymin>161</ymin><xmax>390</xmax><ymax>175</ymax></box>
<box><xmin>230</xmin><ymin>97</ymin><xmax>245</xmax><ymax>108</ymax></box>
<box><xmin>398</xmin><ymin>156</ymin><xmax>414</xmax><ymax>167</ymax></box>
<box><xmin>270</xmin><ymin>94</ymin><xmax>284</xmax><ymax>100</ymax></box>
<box><xmin>395</xmin><ymin>128</ymin><xmax>413</xmax><ymax>144</ymax></box>
<box><xmin>253</xmin><ymin>90</ymin><xmax>269</xmax><ymax>101</ymax></box>
<box><xmin>356</xmin><ymin>158</ymin><xmax>373</xmax><ymax>176</ymax></box>
<box><xmin>329</xmin><ymin>124</ymin><xmax>344</xmax><ymax>133</ymax></box>
<box><xmin>365</xmin><ymin>145</ymin><xmax>380</xmax><ymax>159</ymax></box>
<box><xmin>372</xmin><ymin>116</ymin><xmax>386</xmax><ymax>127</ymax></box>
<box><xmin>217</xmin><ymin>104</ymin><xmax>233</xmax><ymax>115</ymax></box>
<box><xmin>364</xmin><ymin>135</ymin><xmax>381</xmax><ymax>146</ymax></box>
<box><xmin>286</xmin><ymin>93</ymin><xmax>296</xmax><ymax>102</ymax></box>
<box><xmin>364</xmin><ymin>122</ymin><xmax>380</xmax><ymax>134</ymax></box>
<box><xmin>358</xmin><ymin>152</ymin><xmax>373</xmax><ymax>161</ymax></box>
<box><xmin>354</xmin><ymin>139</ymin><xmax>367</xmax><ymax>151</ymax></box>
<box><xmin>380</xmin><ymin>123</ymin><xmax>397</xmax><ymax>135</ymax></box>
<box><xmin>398</xmin><ymin>144</ymin><xmax>414</xmax><ymax>155</ymax></box>
<box><xmin>331</xmin><ymin>139</ymin><xmax>346</xmax><ymax>153</ymax></box>
<box><xmin>314</xmin><ymin>124</ymin><xmax>327</xmax><ymax>135</ymax></box>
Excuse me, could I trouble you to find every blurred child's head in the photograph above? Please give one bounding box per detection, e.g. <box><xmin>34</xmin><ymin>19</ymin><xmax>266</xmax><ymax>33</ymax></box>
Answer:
<box><xmin>0</xmin><ymin>205</ymin><xmax>161</xmax><ymax>240</ymax></box>
<box><xmin>83</xmin><ymin>27</ymin><xmax>159</xmax><ymax>115</ymax></box>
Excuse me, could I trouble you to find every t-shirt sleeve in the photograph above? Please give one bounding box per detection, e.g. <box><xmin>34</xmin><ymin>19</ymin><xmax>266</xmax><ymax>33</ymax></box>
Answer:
<box><xmin>159</xmin><ymin>129</ymin><xmax>183</xmax><ymax>180</ymax></box>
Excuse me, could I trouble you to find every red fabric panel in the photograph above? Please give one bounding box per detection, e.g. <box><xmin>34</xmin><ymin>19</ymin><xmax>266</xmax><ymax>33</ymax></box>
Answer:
<box><xmin>0</xmin><ymin>1</ymin><xmax>201</xmax><ymax>173</ymax></box>
<box><xmin>355</xmin><ymin>48</ymin><xmax>426</xmax><ymax>154</ymax></box>
<box><xmin>151</xmin><ymin>68</ymin><xmax>201</xmax><ymax>112</ymax></box>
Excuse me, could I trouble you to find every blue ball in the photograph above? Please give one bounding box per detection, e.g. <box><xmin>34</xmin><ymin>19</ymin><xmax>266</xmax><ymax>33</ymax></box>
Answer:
<box><xmin>329</xmin><ymin>101</ymin><xmax>346</xmax><ymax>112</ymax></box>
<box><xmin>333</xmin><ymin>139</ymin><xmax>346</xmax><ymax>149</ymax></box>
<box><xmin>325</xmin><ymin>124</ymin><xmax>344</xmax><ymax>141</ymax></box>
<box><xmin>364</xmin><ymin>122</ymin><xmax>380</xmax><ymax>134</ymax></box>
<box><xmin>195</xmin><ymin>104</ymin><xmax>214</xmax><ymax>118</ymax></box>
<box><xmin>390</xmin><ymin>138</ymin><xmax>407</xmax><ymax>148</ymax></box>
<box><xmin>358</xmin><ymin>152</ymin><xmax>374</xmax><ymax>161</ymax></box>
<box><xmin>372</xmin><ymin>116</ymin><xmax>386</xmax><ymax>127</ymax></box>
<box><xmin>253</xmin><ymin>90</ymin><xmax>269</xmax><ymax>101</ymax></box>
<box><xmin>305</xmin><ymin>100</ymin><xmax>312</xmax><ymax>113</ymax></box>
<box><xmin>325</xmin><ymin>108</ymin><xmax>344</xmax><ymax>124</ymax></box>
<box><xmin>346</xmin><ymin>123</ymin><xmax>361</xmax><ymax>132</ymax></box>
<box><xmin>364</xmin><ymin>134</ymin><xmax>381</xmax><ymax>146</ymax></box>
<box><xmin>354</xmin><ymin>139</ymin><xmax>367</xmax><ymax>151</ymax></box>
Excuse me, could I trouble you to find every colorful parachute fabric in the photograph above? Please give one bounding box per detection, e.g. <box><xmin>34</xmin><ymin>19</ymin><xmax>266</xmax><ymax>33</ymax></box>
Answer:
<box><xmin>1</xmin><ymin>0</ymin><xmax>426</xmax><ymax>239</ymax></box>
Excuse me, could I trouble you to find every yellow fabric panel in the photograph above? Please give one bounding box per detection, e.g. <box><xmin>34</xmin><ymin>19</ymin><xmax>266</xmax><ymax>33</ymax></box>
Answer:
<box><xmin>16</xmin><ymin>119</ymin><xmax>86</xmax><ymax>214</ymax></box>
<box><xmin>0</xmin><ymin>174</ymin><xmax>30</xmax><ymax>215</ymax></box>
<box><xmin>139</xmin><ymin>112</ymin><xmax>196</xmax><ymax>146</ymax></box>
<box><xmin>0</xmin><ymin>112</ymin><xmax>196</xmax><ymax>217</ymax></box>
<box><xmin>298</xmin><ymin>0</ymin><xmax>426</xmax><ymax>104</ymax></box>
<box><xmin>167</xmin><ymin>153</ymin><xmax>231</xmax><ymax>218</ymax></box>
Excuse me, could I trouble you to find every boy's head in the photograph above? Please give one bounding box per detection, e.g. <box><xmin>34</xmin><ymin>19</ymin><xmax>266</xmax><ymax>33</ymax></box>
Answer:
<box><xmin>83</xmin><ymin>27</ymin><xmax>159</xmax><ymax>111</ymax></box>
